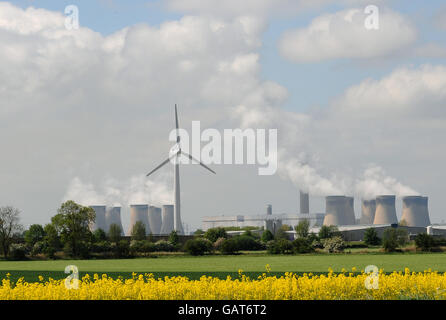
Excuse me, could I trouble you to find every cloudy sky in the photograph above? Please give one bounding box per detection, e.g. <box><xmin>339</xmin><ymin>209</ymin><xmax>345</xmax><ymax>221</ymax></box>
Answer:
<box><xmin>1</xmin><ymin>0</ymin><xmax>445</xmax><ymax>232</ymax></box>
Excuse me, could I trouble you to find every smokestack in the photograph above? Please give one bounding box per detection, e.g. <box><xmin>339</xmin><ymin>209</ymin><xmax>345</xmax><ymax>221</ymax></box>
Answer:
<box><xmin>160</xmin><ymin>205</ymin><xmax>174</xmax><ymax>234</ymax></box>
<box><xmin>105</xmin><ymin>206</ymin><xmax>124</xmax><ymax>236</ymax></box>
<box><xmin>129</xmin><ymin>204</ymin><xmax>151</xmax><ymax>236</ymax></box>
<box><xmin>345</xmin><ymin>196</ymin><xmax>356</xmax><ymax>225</ymax></box>
<box><xmin>148</xmin><ymin>206</ymin><xmax>162</xmax><ymax>234</ymax></box>
<box><xmin>401</xmin><ymin>196</ymin><xmax>431</xmax><ymax>227</ymax></box>
<box><xmin>323</xmin><ymin>196</ymin><xmax>348</xmax><ymax>226</ymax></box>
<box><xmin>373</xmin><ymin>195</ymin><xmax>398</xmax><ymax>225</ymax></box>
<box><xmin>360</xmin><ymin>199</ymin><xmax>376</xmax><ymax>225</ymax></box>
<box><xmin>266</xmin><ymin>204</ymin><xmax>272</xmax><ymax>215</ymax></box>
<box><xmin>89</xmin><ymin>205</ymin><xmax>107</xmax><ymax>232</ymax></box>
<box><xmin>300</xmin><ymin>191</ymin><xmax>309</xmax><ymax>214</ymax></box>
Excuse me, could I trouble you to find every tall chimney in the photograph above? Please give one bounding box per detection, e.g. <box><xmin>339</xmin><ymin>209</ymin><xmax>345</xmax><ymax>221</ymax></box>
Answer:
<box><xmin>360</xmin><ymin>199</ymin><xmax>376</xmax><ymax>225</ymax></box>
<box><xmin>266</xmin><ymin>204</ymin><xmax>272</xmax><ymax>215</ymax></box>
<box><xmin>129</xmin><ymin>204</ymin><xmax>151</xmax><ymax>236</ymax></box>
<box><xmin>148</xmin><ymin>206</ymin><xmax>162</xmax><ymax>234</ymax></box>
<box><xmin>160</xmin><ymin>205</ymin><xmax>174</xmax><ymax>234</ymax></box>
<box><xmin>401</xmin><ymin>196</ymin><xmax>431</xmax><ymax>227</ymax></box>
<box><xmin>89</xmin><ymin>205</ymin><xmax>107</xmax><ymax>232</ymax></box>
<box><xmin>323</xmin><ymin>196</ymin><xmax>348</xmax><ymax>226</ymax></box>
<box><xmin>373</xmin><ymin>195</ymin><xmax>398</xmax><ymax>225</ymax></box>
<box><xmin>300</xmin><ymin>191</ymin><xmax>309</xmax><ymax>214</ymax></box>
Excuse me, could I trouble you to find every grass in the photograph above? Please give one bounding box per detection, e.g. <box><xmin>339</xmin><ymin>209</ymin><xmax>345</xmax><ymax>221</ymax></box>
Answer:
<box><xmin>1</xmin><ymin>252</ymin><xmax>446</xmax><ymax>282</ymax></box>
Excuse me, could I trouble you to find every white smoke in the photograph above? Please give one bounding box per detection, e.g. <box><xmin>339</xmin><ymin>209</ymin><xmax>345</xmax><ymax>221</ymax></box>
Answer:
<box><xmin>62</xmin><ymin>175</ymin><xmax>173</xmax><ymax>207</ymax></box>
<box><xmin>354</xmin><ymin>165</ymin><xmax>420</xmax><ymax>199</ymax></box>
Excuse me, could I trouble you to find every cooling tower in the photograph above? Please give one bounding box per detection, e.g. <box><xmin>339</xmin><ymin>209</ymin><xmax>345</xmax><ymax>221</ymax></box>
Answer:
<box><xmin>345</xmin><ymin>197</ymin><xmax>356</xmax><ymax>225</ymax></box>
<box><xmin>148</xmin><ymin>206</ymin><xmax>162</xmax><ymax>234</ymax></box>
<box><xmin>266</xmin><ymin>204</ymin><xmax>272</xmax><ymax>215</ymax></box>
<box><xmin>401</xmin><ymin>196</ymin><xmax>431</xmax><ymax>227</ymax></box>
<box><xmin>129</xmin><ymin>204</ymin><xmax>151</xmax><ymax>235</ymax></box>
<box><xmin>300</xmin><ymin>191</ymin><xmax>309</xmax><ymax>214</ymax></box>
<box><xmin>89</xmin><ymin>205</ymin><xmax>107</xmax><ymax>232</ymax></box>
<box><xmin>160</xmin><ymin>205</ymin><xmax>174</xmax><ymax>234</ymax></box>
<box><xmin>105</xmin><ymin>206</ymin><xmax>124</xmax><ymax>236</ymax></box>
<box><xmin>373</xmin><ymin>195</ymin><xmax>398</xmax><ymax>225</ymax></box>
<box><xmin>360</xmin><ymin>199</ymin><xmax>376</xmax><ymax>225</ymax></box>
<box><xmin>323</xmin><ymin>196</ymin><xmax>348</xmax><ymax>226</ymax></box>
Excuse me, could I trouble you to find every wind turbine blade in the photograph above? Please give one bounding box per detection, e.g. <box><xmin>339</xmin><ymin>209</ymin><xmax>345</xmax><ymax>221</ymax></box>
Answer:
<box><xmin>175</xmin><ymin>104</ymin><xmax>180</xmax><ymax>143</ymax></box>
<box><xmin>181</xmin><ymin>151</ymin><xmax>216</xmax><ymax>174</ymax></box>
<box><xmin>146</xmin><ymin>158</ymin><xmax>171</xmax><ymax>177</ymax></box>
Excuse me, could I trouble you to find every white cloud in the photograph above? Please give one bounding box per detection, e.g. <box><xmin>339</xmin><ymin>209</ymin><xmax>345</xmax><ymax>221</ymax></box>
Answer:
<box><xmin>279</xmin><ymin>7</ymin><xmax>417</xmax><ymax>62</ymax></box>
<box><xmin>334</xmin><ymin>64</ymin><xmax>446</xmax><ymax>116</ymax></box>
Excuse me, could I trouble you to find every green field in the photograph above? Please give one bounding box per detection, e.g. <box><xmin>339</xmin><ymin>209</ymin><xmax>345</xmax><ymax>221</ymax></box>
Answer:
<box><xmin>1</xmin><ymin>252</ymin><xmax>446</xmax><ymax>282</ymax></box>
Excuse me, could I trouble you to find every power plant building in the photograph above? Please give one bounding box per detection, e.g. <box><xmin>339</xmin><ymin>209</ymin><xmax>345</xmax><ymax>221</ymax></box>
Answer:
<box><xmin>148</xmin><ymin>206</ymin><xmax>162</xmax><ymax>234</ymax></box>
<box><xmin>129</xmin><ymin>204</ymin><xmax>151</xmax><ymax>235</ymax></box>
<box><xmin>160</xmin><ymin>205</ymin><xmax>175</xmax><ymax>234</ymax></box>
<box><xmin>105</xmin><ymin>206</ymin><xmax>124</xmax><ymax>236</ymax></box>
<box><xmin>360</xmin><ymin>199</ymin><xmax>376</xmax><ymax>225</ymax></box>
<box><xmin>89</xmin><ymin>205</ymin><xmax>107</xmax><ymax>232</ymax></box>
<box><xmin>373</xmin><ymin>195</ymin><xmax>398</xmax><ymax>225</ymax></box>
<box><xmin>401</xmin><ymin>196</ymin><xmax>431</xmax><ymax>227</ymax></box>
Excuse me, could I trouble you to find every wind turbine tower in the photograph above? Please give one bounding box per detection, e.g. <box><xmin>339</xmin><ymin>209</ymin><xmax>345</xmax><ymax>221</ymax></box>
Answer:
<box><xmin>146</xmin><ymin>105</ymin><xmax>216</xmax><ymax>235</ymax></box>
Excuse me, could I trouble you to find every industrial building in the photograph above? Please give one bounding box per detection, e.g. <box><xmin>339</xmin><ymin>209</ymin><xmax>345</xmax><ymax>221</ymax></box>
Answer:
<box><xmin>89</xmin><ymin>204</ymin><xmax>175</xmax><ymax>236</ymax></box>
<box><xmin>201</xmin><ymin>190</ymin><xmax>435</xmax><ymax>240</ymax></box>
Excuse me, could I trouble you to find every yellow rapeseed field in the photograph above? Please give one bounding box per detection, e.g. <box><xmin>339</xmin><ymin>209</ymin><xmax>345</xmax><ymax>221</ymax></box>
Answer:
<box><xmin>1</xmin><ymin>267</ymin><xmax>446</xmax><ymax>300</ymax></box>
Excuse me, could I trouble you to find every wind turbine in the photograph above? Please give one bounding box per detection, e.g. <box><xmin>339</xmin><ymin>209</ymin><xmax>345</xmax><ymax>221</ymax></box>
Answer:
<box><xmin>146</xmin><ymin>104</ymin><xmax>216</xmax><ymax>235</ymax></box>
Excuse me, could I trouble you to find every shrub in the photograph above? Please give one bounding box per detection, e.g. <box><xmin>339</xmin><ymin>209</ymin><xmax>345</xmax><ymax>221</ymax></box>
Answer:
<box><xmin>292</xmin><ymin>238</ymin><xmax>314</xmax><ymax>254</ymax></box>
<box><xmin>233</xmin><ymin>235</ymin><xmax>264</xmax><ymax>251</ymax></box>
<box><xmin>204</xmin><ymin>228</ymin><xmax>227</xmax><ymax>243</ymax></box>
<box><xmin>9</xmin><ymin>243</ymin><xmax>28</xmax><ymax>260</ymax></box>
<box><xmin>31</xmin><ymin>241</ymin><xmax>46</xmax><ymax>256</ymax></box>
<box><xmin>261</xmin><ymin>230</ymin><xmax>274</xmax><ymax>242</ymax></box>
<box><xmin>154</xmin><ymin>240</ymin><xmax>175</xmax><ymax>252</ymax></box>
<box><xmin>364</xmin><ymin>228</ymin><xmax>381</xmax><ymax>246</ymax></box>
<box><xmin>323</xmin><ymin>236</ymin><xmax>345</xmax><ymax>253</ymax></box>
<box><xmin>93</xmin><ymin>229</ymin><xmax>107</xmax><ymax>243</ymax></box>
<box><xmin>168</xmin><ymin>230</ymin><xmax>180</xmax><ymax>247</ymax></box>
<box><xmin>213</xmin><ymin>237</ymin><xmax>226</xmax><ymax>251</ymax></box>
<box><xmin>274</xmin><ymin>228</ymin><xmax>289</xmax><ymax>241</ymax></box>
<box><xmin>113</xmin><ymin>240</ymin><xmax>130</xmax><ymax>258</ymax></box>
<box><xmin>415</xmin><ymin>233</ymin><xmax>435</xmax><ymax>252</ymax></box>
<box><xmin>267</xmin><ymin>239</ymin><xmax>293</xmax><ymax>254</ymax></box>
<box><xmin>91</xmin><ymin>241</ymin><xmax>112</xmax><ymax>254</ymax></box>
<box><xmin>220</xmin><ymin>238</ymin><xmax>239</xmax><ymax>255</ymax></box>
<box><xmin>184</xmin><ymin>238</ymin><xmax>213</xmax><ymax>256</ymax></box>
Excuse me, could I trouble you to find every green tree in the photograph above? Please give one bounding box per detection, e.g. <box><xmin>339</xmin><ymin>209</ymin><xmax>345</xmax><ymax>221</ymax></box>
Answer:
<box><xmin>364</xmin><ymin>228</ymin><xmax>381</xmax><ymax>246</ymax></box>
<box><xmin>415</xmin><ymin>233</ymin><xmax>435</xmax><ymax>252</ymax></box>
<box><xmin>130</xmin><ymin>221</ymin><xmax>146</xmax><ymax>241</ymax></box>
<box><xmin>24</xmin><ymin>224</ymin><xmax>45</xmax><ymax>246</ymax></box>
<box><xmin>274</xmin><ymin>225</ymin><xmax>290</xmax><ymax>240</ymax></box>
<box><xmin>93</xmin><ymin>228</ymin><xmax>107</xmax><ymax>243</ymax></box>
<box><xmin>184</xmin><ymin>238</ymin><xmax>212</xmax><ymax>256</ymax></box>
<box><xmin>382</xmin><ymin>228</ymin><xmax>408</xmax><ymax>252</ymax></box>
<box><xmin>261</xmin><ymin>230</ymin><xmax>274</xmax><ymax>242</ymax></box>
<box><xmin>0</xmin><ymin>206</ymin><xmax>23</xmax><ymax>258</ymax></box>
<box><xmin>323</xmin><ymin>236</ymin><xmax>345</xmax><ymax>253</ymax></box>
<box><xmin>295</xmin><ymin>220</ymin><xmax>310</xmax><ymax>238</ymax></box>
<box><xmin>292</xmin><ymin>238</ymin><xmax>314</xmax><ymax>253</ymax></box>
<box><xmin>318</xmin><ymin>225</ymin><xmax>338</xmax><ymax>239</ymax></box>
<box><xmin>43</xmin><ymin>223</ymin><xmax>60</xmax><ymax>258</ymax></box>
<box><xmin>168</xmin><ymin>230</ymin><xmax>180</xmax><ymax>246</ymax></box>
<box><xmin>51</xmin><ymin>201</ymin><xmax>95</xmax><ymax>258</ymax></box>
<box><xmin>220</xmin><ymin>238</ymin><xmax>239</xmax><ymax>255</ymax></box>
<box><xmin>204</xmin><ymin>228</ymin><xmax>227</xmax><ymax>243</ymax></box>
<box><xmin>108</xmin><ymin>223</ymin><xmax>122</xmax><ymax>243</ymax></box>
